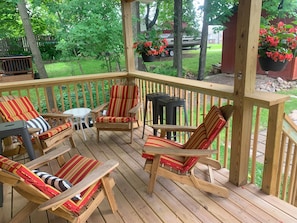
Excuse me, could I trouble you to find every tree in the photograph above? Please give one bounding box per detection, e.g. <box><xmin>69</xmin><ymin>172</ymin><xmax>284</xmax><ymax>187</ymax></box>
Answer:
<box><xmin>173</xmin><ymin>0</ymin><xmax>183</xmax><ymax>77</ymax></box>
<box><xmin>17</xmin><ymin>0</ymin><xmax>48</xmax><ymax>79</ymax></box>
<box><xmin>54</xmin><ymin>0</ymin><xmax>123</xmax><ymax>72</ymax></box>
<box><xmin>197</xmin><ymin>0</ymin><xmax>235</xmax><ymax>80</ymax></box>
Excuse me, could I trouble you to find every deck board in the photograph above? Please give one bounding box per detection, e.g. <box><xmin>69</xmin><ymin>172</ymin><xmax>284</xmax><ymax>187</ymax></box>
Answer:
<box><xmin>1</xmin><ymin>126</ymin><xmax>297</xmax><ymax>223</ymax></box>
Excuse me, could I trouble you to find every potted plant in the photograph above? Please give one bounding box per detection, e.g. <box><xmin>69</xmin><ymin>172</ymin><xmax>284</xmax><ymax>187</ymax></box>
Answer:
<box><xmin>133</xmin><ymin>31</ymin><xmax>168</xmax><ymax>62</ymax></box>
<box><xmin>258</xmin><ymin>21</ymin><xmax>297</xmax><ymax>71</ymax></box>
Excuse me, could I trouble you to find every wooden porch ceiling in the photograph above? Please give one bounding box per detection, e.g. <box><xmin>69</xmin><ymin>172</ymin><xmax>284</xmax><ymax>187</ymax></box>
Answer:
<box><xmin>1</xmin><ymin>126</ymin><xmax>297</xmax><ymax>223</ymax></box>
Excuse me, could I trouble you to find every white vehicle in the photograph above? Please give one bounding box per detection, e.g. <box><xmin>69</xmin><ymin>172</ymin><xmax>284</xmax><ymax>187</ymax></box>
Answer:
<box><xmin>160</xmin><ymin>33</ymin><xmax>201</xmax><ymax>57</ymax></box>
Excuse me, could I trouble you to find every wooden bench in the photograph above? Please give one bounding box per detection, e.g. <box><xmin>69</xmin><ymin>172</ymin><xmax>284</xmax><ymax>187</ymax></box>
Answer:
<box><xmin>0</xmin><ymin>56</ymin><xmax>34</xmax><ymax>82</ymax></box>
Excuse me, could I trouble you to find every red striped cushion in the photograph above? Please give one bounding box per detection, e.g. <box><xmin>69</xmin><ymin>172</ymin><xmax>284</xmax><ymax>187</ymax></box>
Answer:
<box><xmin>182</xmin><ymin>124</ymin><xmax>209</xmax><ymax>171</ymax></box>
<box><xmin>0</xmin><ymin>155</ymin><xmax>79</xmax><ymax>213</ymax></box>
<box><xmin>38</xmin><ymin>122</ymin><xmax>72</xmax><ymax>140</ymax></box>
<box><xmin>107</xmin><ymin>85</ymin><xmax>138</xmax><ymax>117</ymax></box>
<box><xmin>0</xmin><ymin>96</ymin><xmax>40</xmax><ymax>122</ymax></box>
<box><xmin>55</xmin><ymin>155</ymin><xmax>103</xmax><ymax>210</ymax></box>
<box><xmin>96</xmin><ymin>116</ymin><xmax>135</xmax><ymax>123</ymax></box>
<box><xmin>204</xmin><ymin>106</ymin><xmax>226</xmax><ymax>141</ymax></box>
<box><xmin>142</xmin><ymin>106</ymin><xmax>227</xmax><ymax>173</ymax></box>
<box><xmin>142</xmin><ymin>135</ymin><xmax>186</xmax><ymax>172</ymax></box>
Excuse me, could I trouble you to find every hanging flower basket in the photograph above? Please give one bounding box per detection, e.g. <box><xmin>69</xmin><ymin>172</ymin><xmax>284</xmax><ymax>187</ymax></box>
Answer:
<box><xmin>141</xmin><ymin>53</ymin><xmax>155</xmax><ymax>62</ymax></box>
<box><xmin>258</xmin><ymin>57</ymin><xmax>288</xmax><ymax>72</ymax></box>
<box><xmin>258</xmin><ymin>21</ymin><xmax>297</xmax><ymax>72</ymax></box>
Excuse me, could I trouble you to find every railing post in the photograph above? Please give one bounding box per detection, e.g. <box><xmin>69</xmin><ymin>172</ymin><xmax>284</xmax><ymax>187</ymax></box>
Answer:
<box><xmin>262</xmin><ymin>102</ymin><xmax>285</xmax><ymax>195</ymax></box>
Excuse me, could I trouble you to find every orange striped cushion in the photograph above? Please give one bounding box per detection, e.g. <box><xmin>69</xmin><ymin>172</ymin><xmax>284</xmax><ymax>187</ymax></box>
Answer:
<box><xmin>107</xmin><ymin>85</ymin><xmax>138</xmax><ymax>117</ymax></box>
<box><xmin>0</xmin><ymin>96</ymin><xmax>39</xmax><ymax>121</ymax></box>
<box><xmin>142</xmin><ymin>135</ymin><xmax>186</xmax><ymax>172</ymax></box>
<box><xmin>38</xmin><ymin>122</ymin><xmax>72</xmax><ymax>140</ymax></box>
<box><xmin>204</xmin><ymin>106</ymin><xmax>226</xmax><ymax>141</ymax></box>
<box><xmin>55</xmin><ymin>154</ymin><xmax>103</xmax><ymax>210</ymax></box>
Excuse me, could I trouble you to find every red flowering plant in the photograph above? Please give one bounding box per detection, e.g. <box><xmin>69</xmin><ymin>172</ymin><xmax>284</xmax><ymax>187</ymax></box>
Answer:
<box><xmin>133</xmin><ymin>31</ymin><xmax>168</xmax><ymax>56</ymax></box>
<box><xmin>258</xmin><ymin>21</ymin><xmax>297</xmax><ymax>62</ymax></box>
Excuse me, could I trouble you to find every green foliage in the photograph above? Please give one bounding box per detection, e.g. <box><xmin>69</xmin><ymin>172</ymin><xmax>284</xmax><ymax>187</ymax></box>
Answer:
<box><xmin>55</xmin><ymin>0</ymin><xmax>123</xmax><ymax>64</ymax></box>
<box><xmin>261</xmin><ymin>0</ymin><xmax>297</xmax><ymax>24</ymax></box>
<box><xmin>139</xmin><ymin>0</ymin><xmax>200</xmax><ymax>37</ymax></box>
<box><xmin>0</xmin><ymin>1</ymin><xmax>24</xmax><ymax>38</ymax></box>
<box><xmin>40</xmin><ymin>82</ymin><xmax>110</xmax><ymax>113</ymax></box>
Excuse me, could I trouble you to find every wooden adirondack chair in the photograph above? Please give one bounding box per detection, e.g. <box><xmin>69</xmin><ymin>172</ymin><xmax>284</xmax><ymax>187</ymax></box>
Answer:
<box><xmin>0</xmin><ymin>96</ymin><xmax>75</xmax><ymax>161</ymax></box>
<box><xmin>0</xmin><ymin>146</ymin><xmax>118</xmax><ymax>223</ymax></box>
<box><xmin>91</xmin><ymin>85</ymin><xmax>141</xmax><ymax>144</ymax></box>
<box><xmin>142</xmin><ymin>105</ymin><xmax>234</xmax><ymax>198</ymax></box>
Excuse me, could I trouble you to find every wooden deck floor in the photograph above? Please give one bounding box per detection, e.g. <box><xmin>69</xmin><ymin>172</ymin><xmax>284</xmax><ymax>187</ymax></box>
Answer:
<box><xmin>1</xmin><ymin>126</ymin><xmax>297</xmax><ymax>223</ymax></box>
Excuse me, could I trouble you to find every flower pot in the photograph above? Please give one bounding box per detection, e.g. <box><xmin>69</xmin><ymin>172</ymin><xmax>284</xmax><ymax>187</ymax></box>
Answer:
<box><xmin>141</xmin><ymin>53</ymin><xmax>155</xmax><ymax>62</ymax></box>
<box><xmin>259</xmin><ymin>57</ymin><xmax>288</xmax><ymax>72</ymax></box>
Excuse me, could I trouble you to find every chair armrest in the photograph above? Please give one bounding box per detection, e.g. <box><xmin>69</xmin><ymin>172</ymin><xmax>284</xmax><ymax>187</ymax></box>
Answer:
<box><xmin>143</xmin><ymin>146</ymin><xmax>216</xmax><ymax>157</ymax></box>
<box><xmin>24</xmin><ymin>146</ymin><xmax>71</xmax><ymax>170</ymax></box>
<box><xmin>128</xmin><ymin>103</ymin><xmax>141</xmax><ymax>115</ymax></box>
<box><xmin>28</xmin><ymin>127</ymin><xmax>41</xmax><ymax>134</ymax></box>
<box><xmin>38</xmin><ymin>159</ymin><xmax>119</xmax><ymax>211</ymax></box>
<box><xmin>90</xmin><ymin>102</ymin><xmax>109</xmax><ymax>118</ymax></box>
<box><xmin>42</xmin><ymin>113</ymin><xmax>73</xmax><ymax>119</ymax></box>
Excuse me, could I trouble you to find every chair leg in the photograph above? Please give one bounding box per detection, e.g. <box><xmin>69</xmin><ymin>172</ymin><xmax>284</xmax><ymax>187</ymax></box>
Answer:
<box><xmin>130</xmin><ymin>125</ymin><xmax>133</xmax><ymax>144</ymax></box>
<box><xmin>69</xmin><ymin>136</ymin><xmax>76</xmax><ymax>148</ymax></box>
<box><xmin>101</xmin><ymin>176</ymin><xmax>118</xmax><ymax>213</ymax></box>
<box><xmin>147</xmin><ymin>155</ymin><xmax>161</xmax><ymax>195</ymax></box>
<box><xmin>96</xmin><ymin>129</ymin><xmax>100</xmax><ymax>142</ymax></box>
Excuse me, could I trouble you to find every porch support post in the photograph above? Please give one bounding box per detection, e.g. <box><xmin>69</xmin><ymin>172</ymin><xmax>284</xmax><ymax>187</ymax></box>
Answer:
<box><xmin>229</xmin><ymin>0</ymin><xmax>262</xmax><ymax>185</ymax></box>
<box><xmin>262</xmin><ymin>103</ymin><xmax>284</xmax><ymax>195</ymax></box>
<box><xmin>121</xmin><ymin>0</ymin><xmax>135</xmax><ymax>72</ymax></box>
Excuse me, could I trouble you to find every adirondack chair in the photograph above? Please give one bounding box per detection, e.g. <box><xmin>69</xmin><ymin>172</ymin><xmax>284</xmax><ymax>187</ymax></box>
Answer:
<box><xmin>142</xmin><ymin>105</ymin><xmax>233</xmax><ymax>198</ymax></box>
<box><xmin>0</xmin><ymin>96</ymin><xmax>75</xmax><ymax>163</ymax></box>
<box><xmin>91</xmin><ymin>84</ymin><xmax>141</xmax><ymax>144</ymax></box>
<box><xmin>0</xmin><ymin>146</ymin><xmax>118</xmax><ymax>223</ymax></box>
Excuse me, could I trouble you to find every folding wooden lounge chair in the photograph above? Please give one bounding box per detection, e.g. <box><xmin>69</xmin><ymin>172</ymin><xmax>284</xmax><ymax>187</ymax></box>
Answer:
<box><xmin>142</xmin><ymin>105</ymin><xmax>233</xmax><ymax>198</ymax></box>
<box><xmin>0</xmin><ymin>146</ymin><xmax>118</xmax><ymax>223</ymax></box>
<box><xmin>91</xmin><ymin>84</ymin><xmax>141</xmax><ymax>144</ymax></box>
<box><xmin>0</xmin><ymin>96</ymin><xmax>75</xmax><ymax>161</ymax></box>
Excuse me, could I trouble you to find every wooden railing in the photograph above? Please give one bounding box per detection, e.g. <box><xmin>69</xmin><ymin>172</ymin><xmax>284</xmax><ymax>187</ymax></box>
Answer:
<box><xmin>0</xmin><ymin>70</ymin><xmax>295</xmax><ymax>206</ymax></box>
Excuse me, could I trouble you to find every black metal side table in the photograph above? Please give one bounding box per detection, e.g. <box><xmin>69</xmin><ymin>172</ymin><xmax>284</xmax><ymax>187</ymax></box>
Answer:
<box><xmin>0</xmin><ymin>120</ymin><xmax>36</xmax><ymax>207</ymax></box>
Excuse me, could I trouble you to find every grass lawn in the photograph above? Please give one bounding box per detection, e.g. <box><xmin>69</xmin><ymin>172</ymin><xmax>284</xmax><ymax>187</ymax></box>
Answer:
<box><xmin>45</xmin><ymin>44</ymin><xmax>223</xmax><ymax>78</ymax></box>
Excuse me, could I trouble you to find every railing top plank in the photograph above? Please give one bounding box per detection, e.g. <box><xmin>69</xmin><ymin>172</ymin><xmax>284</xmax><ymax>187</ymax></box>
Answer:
<box><xmin>129</xmin><ymin>71</ymin><xmax>234</xmax><ymax>100</ymax></box>
<box><xmin>245</xmin><ymin>92</ymin><xmax>289</xmax><ymax>108</ymax></box>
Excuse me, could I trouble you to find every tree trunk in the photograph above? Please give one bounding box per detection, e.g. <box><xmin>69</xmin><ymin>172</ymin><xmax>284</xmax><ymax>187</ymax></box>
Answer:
<box><xmin>173</xmin><ymin>0</ymin><xmax>183</xmax><ymax>77</ymax></box>
<box><xmin>17</xmin><ymin>0</ymin><xmax>54</xmax><ymax>110</ymax></box>
<box><xmin>17</xmin><ymin>0</ymin><xmax>48</xmax><ymax>79</ymax></box>
<box><xmin>197</xmin><ymin>0</ymin><xmax>209</xmax><ymax>80</ymax></box>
